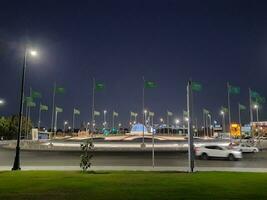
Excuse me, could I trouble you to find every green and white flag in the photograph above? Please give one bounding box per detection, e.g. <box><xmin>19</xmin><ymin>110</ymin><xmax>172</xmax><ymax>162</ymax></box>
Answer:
<box><xmin>74</xmin><ymin>108</ymin><xmax>80</xmax><ymax>115</ymax></box>
<box><xmin>95</xmin><ymin>82</ymin><xmax>105</xmax><ymax>91</ymax></box>
<box><xmin>239</xmin><ymin>104</ymin><xmax>246</xmax><ymax>110</ymax></box>
<box><xmin>32</xmin><ymin>90</ymin><xmax>42</xmax><ymax>99</ymax></box>
<box><xmin>94</xmin><ymin>111</ymin><xmax>100</xmax><ymax>116</ymax></box>
<box><xmin>40</xmin><ymin>104</ymin><xmax>48</xmax><ymax>111</ymax></box>
<box><xmin>144</xmin><ymin>81</ymin><xmax>157</xmax><ymax>89</ymax></box>
<box><xmin>25</xmin><ymin>96</ymin><xmax>35</xmax><ymax>107</ymax></box>
<box><xmin>149</xmin><ymin>112</ymin><xmax>155</xmax><ymax>117</ymax></box>
<box><xmin>56</xmin><ymin>107</ymin><xmax>63</xmax><ymax>113</ymax></box>
<box><xmin>203</xmin><ymin>109</ymin><xmax>209</xmax><ymax>114</ymax></box>
<box><xmin>228</xmin><ymin>84</ymin><xmax>240</xmax><ymax>94</ymax></box>
<box><xmin>113</xmin><ymin>111</ymin><xmax>119</xmax><ymax>117</ymax></box>
<box><xmin>55</xmin><ymin>87</ymin><xmax>65</xmax><ymax>94</ymax></box>
<box><xmin>130</xmin><ymin>112</ymin><xmax>138</xmax><ymax>117</ymax></box>
<box><xmin>167</xmin><ymin>111</ymin><xmax>173</xmax><ymax>116</ymax></box>
<box><xmin>251</xmin><ymin>90</ymin><xmax>260</xmax><ymax>98</ymax></box>
<box><xmin>255</xmin><ymin>96</ymin><xmax>266</xmax><ymax>104</ymax></box>
<box><xmin>183</xmin><ymin>110</ymin><xmax>188</xmax><ymax>117</ymax></box>
<box><xmin>221</xmin><ymin>106</ymin><xmax>228</xmax><ymax>113</ymax></box>
<box><xmin>27</xmin><ymin>101</ymin><xmax>36</xmax><ymax>107</ymax></box>
<box><xmin>191</xmin><ymin>81</ymin><xmax>202</xmax><ymax>92</ymax></box>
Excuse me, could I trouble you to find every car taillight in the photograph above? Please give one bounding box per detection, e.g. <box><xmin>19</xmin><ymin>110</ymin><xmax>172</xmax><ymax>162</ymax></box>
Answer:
<box><xmin>194</xmin><ymin>147</ymin><xmax>200</xmax><ymax>152</ymax></box>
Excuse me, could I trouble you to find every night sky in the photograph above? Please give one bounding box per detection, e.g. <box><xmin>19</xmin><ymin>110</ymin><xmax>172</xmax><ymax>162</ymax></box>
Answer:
<box><xmin>1</xmin><ymin>0</ymin><xmax>267</xmax><ymax>129</ymax></box>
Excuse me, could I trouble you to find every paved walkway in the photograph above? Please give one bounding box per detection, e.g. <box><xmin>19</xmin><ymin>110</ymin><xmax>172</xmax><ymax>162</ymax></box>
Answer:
<box><xmin>1</xmin><ymin>166</ymin><xmax>267</xmax><ymax>172</ymax></box>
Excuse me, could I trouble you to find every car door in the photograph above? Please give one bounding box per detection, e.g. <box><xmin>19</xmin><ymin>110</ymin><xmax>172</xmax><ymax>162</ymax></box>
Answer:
<box><xmin>215</xmin><ymin>146</ymin><xmax>226</xmax><ymax>157</ymax></box>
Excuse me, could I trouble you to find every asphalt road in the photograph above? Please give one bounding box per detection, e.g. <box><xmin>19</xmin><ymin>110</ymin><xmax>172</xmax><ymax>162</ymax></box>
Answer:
<box><xmin>1</xmin><ymin>145</ymin><xmax>267</xmax><ymax>168</ymax></box>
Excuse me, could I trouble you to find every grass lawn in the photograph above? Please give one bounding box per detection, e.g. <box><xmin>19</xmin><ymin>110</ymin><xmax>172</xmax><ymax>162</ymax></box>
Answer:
<box><xmin>0</xmin><ymin>171</ymin><xmax>267</xmax><ymax>200</ymax></box>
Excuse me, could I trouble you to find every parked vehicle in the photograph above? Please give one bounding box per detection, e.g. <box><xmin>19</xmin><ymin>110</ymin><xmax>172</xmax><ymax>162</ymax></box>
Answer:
<box><xmin>233</xmin><ymin>143</ymin><xmax>259</xmax><ymax>153</ymax></box>
<box><xmin>195</xmin><ymin>145</ymin><xmax>242</xmax><ymax>161</ymax></box>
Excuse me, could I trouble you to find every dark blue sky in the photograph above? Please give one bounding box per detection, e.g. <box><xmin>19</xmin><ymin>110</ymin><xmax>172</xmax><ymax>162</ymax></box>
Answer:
<box><xmin>1</xmin><ymin>0</ymin><xmax>267</xmax><ymax>128</ymax></box>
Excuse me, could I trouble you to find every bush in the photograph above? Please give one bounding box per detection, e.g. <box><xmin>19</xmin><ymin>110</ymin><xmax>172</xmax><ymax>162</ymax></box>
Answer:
<box><xmin>80</xmin><ymin>139</ymin><xmax>94</xmax><ymax>171</ymax></box>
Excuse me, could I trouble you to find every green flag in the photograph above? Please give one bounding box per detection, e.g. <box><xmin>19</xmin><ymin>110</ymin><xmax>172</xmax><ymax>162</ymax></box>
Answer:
<box><xmin>32</xmin><ymin>90</ymin><xmax>42</xmax><ymax>99</ymax></box>
<box><xmin>27</xmin><ymin>101</ymin><xmax>36</xmax><ymax>107</ymax></box>
<box><xmin>167</xmin><ymin>111</ymin><xmax>173</xmax><ymax>116</ymax></box>
<box><xmin>74</xmin><ymin>108</ymin><xmax>80</xmax><ymax>115</ymax></box>
<box><xmin>221</xmin><ymin>106</ymin><xmax>228</xmax><ymax>113</ymax></box>
<box><xmin>130</xmin><ymin>112</ymin><xmax>137</xmax><ymax>117</ymax></box>
<box><xmin>149</xmin><ymin>112</ymin><xmax>155</xmax><ymax>117</ymax></box>
<box><xmin>251</xmin><ymin>90</ymin><xmax>260</xmax><ymax>98</ymax></box>
<box><xmin>40</xmin><ymin>104</ymin><xmax>48</xmax><ymax>111</ymax></box>
<box><xmin>113</xmin><ymin>111</ymin><xmax>119</xmax><ymax>117</ymax></box>
<box><xmin>25</xmin><ymin>96</ymin><xmax>33</xmax><ymax>103</ymax></box>
<box><xmin>203</xmin><ymin>109</ymin><xmax>209</xmax><ymax>114</ymax></box>
<box><xmin>94</xmin><ymin>111</ymin><xmax>100</xmax><ymax>116</ymax></box>
<box><xmin>228</xmin><ymin>84</ymin><xmax>240</xmax><ymax>94</ymax></box>
<box><xmin>183</xmin><ymin>110</ymin><xmax>188</xmax><ymax>117</ymax></box>
<box><xmin>191</xmin><ymin>81</ymin><xmax>202</xmax><ymax>92</ymax></box>
<box><xmin>144</xmin><ymin>81</ymin><xmax>157</xmax><ymax>89</ymax></box>
<box><xmin>255</xmin><ymin>96</ymin><xmax>266</xmax><ymax>104</ymax></box>
<box><xmin>95</xmin><ymin>82</ymin><xmax>105</xmax><ymax>91</ymax></box>
<box><xmin>56</xmin><ymin>107</ymin><xmax>63</xmax><ymax>113</ymax></box>
<box><xmin>55</xmin><ymin>87</ymin><xmax>65</xmax><ymax>94</ymax></box>
<box><xmin>239</xmin><ymin>104</ymin><xmax>246</xmax><ymax>110</ymax></box>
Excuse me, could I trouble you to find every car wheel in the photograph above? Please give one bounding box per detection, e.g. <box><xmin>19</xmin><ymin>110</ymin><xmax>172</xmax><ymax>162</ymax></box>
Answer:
<box><xmin>228</xmin><ymin>154</ymin><xmax>236</xmax><ymax>161</ymax></box>
<box><xmin>253</xmin><ymin>149</ymin><xmax>257</xmax><ymax>153</ymax></box>
<box><xmin>201</xmin><ymin>153</ymin><xmax>209</xmax><ymax>160</ymax></box>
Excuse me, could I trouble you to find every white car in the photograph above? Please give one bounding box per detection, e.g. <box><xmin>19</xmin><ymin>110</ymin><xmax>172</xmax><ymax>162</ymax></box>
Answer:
<box><xmin>233</xmin><ymin>144</ymin><xmax>259</xmax><ymax>153</ymax></box>
<box><xmin>195</xmin><ymin>145</ymin><xmax>242</xmax><ymax>161</ymax></box>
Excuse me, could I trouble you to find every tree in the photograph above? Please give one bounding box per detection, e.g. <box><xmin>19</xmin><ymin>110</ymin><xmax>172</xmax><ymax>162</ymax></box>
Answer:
<box><xmin>80</xmin><ymin>139</ymin><xmax>94</xmax><ymax>172</ymax></box>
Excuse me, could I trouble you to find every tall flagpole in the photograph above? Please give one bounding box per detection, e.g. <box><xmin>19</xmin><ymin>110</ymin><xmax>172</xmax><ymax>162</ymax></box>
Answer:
<box><xmin>227</xmin><ymin>82</ymin><xmax>231</xmax><ymax>128</ymax></box>
<box><xmin>142</xmin><ymin>76</ymin><xmax>145</xmax><ymax>148</ymax></box>
<box><xmin>241</xmin><ymin>103</ymin><xmax>242</xmax><ymax>126</ymax></box>
<box><xmin>51</xmin><ymin>82</ymin><xmax>56</xmax><ymax>135</ymax></box>
<box><xmin>203</xmin><ymin>110</ymin><xmax>206</xmax><ymax>137</ymax></box>
<box><xmin>187</xmin><ymin>80</ymin><xmax>194</xmax><ymax>173</ymax></box>
<box><xmin>54</xmin><ymin>110</ymin><xmax>58</xmax><ymax>132</ymax></box>
<box><xmin>72</xmin><ymin>108</ymin><xmax>75</xmax><ymax>133</ymax></box>
<box><xmin>91</xmin><ymin>78</ymin><xmax>95</xmax><ymax>140</ymax></box>
<box><xmin>112</xmin><ymin>111</ymin><xmax>115</xmax><ymax>130</ymax></box>
<box><xmin>38</xmin><ymin>102</ymin><xmax>41</xmax><ymax>129</ymax></box>
<box><xmin>249</xmin><ymin>88</ymin><xmax>253</xmax><ymax>123</ymax></box>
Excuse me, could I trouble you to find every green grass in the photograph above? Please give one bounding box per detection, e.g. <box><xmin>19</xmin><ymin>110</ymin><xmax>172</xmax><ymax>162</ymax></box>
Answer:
<box><xmin>0</xmin><ymin>171</ymin><xmax>267</xmax><ymax>200</ymax></box>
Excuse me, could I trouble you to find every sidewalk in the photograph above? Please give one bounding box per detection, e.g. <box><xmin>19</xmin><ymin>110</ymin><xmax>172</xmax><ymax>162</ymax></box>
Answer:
<box><xmin>1</xmin><ymin>166</ymin><xmax>267</xmax><ymax>172</ymax></box>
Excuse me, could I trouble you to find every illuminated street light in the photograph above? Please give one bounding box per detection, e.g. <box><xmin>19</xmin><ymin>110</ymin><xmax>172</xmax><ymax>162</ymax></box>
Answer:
<box><xmin>254</xmin><ymin>104</ymin><xmax>259</xmax><ymax>122</ymax></box>
<box><xmin>0</xmin><ymin>98</ymin><xmax>5</xmax><ymax>106</ymax></box>
<box><xmin>13</xmin><ymin>48</ymin><xmax>39</xmax><ymax>171</ymax></box>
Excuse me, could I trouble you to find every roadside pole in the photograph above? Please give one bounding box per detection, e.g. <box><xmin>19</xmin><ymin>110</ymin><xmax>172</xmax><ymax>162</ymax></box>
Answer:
<box><xmin>152</xmin><ymin>126</ymin><xmax>155</xmax><ymax>168</ymax></box>
<box><xmin>187</xmin><ymin>81</ymin><xmax>194</xmax><ymax>173</ymax></box>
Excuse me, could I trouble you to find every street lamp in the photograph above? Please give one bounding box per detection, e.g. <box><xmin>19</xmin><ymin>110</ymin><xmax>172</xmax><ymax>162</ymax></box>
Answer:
<box><xmin>12</xmin><ymin>48</ymin><xmax>38</xmax><ymax>171</ymax></box>
<box><xmin>0</xmin><ymin>98</ymin><xmax>5</xmax><ymax>106</ymax></box>
<box><xmin>64</xmin><ymin>121</ymin><xmax>68</xmax><ymax>133</ymax></box>
<box><xmin>175</xmin><ymin>119</ymin><xmax>180</xmax><ymax>128</ymax></box>
<box><xmin>103</xmin><ymin>110</ymin><xmax>107</xmax><ymax>128</ymax></box>
<box><xmin>220</xmin><ymin>110</ymin><xmax>225</xmax><ymax>133</ymax></box>
<box><xmin>254</xmin><ymin>104</ymin><xmax>259</xmax><ymax>122</ymax></box>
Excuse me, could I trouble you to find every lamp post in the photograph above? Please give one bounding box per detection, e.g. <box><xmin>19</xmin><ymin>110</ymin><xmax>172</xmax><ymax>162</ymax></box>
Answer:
<box><xmin>12</xmin><ymin>48</ymin><xmax>38</xmax><ymax>171</ymax></box>
<box><xmin>103</xmin><ymin>110</ymin><xmax>107</xmax><ymax>129</ymax></box>
<box><xmin>175</xmin><ymin>119</ymin><xmax>180</xmax><ymax>129</ymax></box>
<box><xmin>220</xmin><ymin>110</ymin><xmax>225</xmax><ymax>134</ymax></box>
<box><xmin>64</xmin><ymin>121</ymin><xmax>68</xmax><ymax>134</ymax></box>
<box><xmin>0</xmin><ymin>99</ymin><xmax>5</xmax><ymax>107</ymax></box>
<box><xmin>254</xmin><ymin>104</ymin><xmax>259</xmax><ymax>122</ymax></box>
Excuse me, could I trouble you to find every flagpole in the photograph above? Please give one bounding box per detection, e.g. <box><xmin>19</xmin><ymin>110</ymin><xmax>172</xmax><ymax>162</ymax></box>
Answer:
<box><xmin>241</xmin><ymin>103</ymin><xmax>242</xmax><ymax>126</ymax></box>
<box><xmin>203</xmin><ymin>110</ymin><xmax>206</xmax><ymax>137</ymax></box>
<box><xmin>72</xmin><ymin>108</ymin><xmax>75</xmax><ymax>134</ymax></box>
<box><xmin>187</xmin><ymin>80</ymin><xmax>194</xmax><ymax>173</ymax></box>
<box><xmin>167</xmin><ymin>112</ymin><xmax>169</xmax><ymax>135</ymax></box>
<box><xmin>54</xmin><ymin>110</ymin><xmax>58</xmax><ymax>132</ymax></box>
<box><xmin>38</xmin><ymin>102</ymin><xmax>41</xmax><ymax>130</ymax></box>
<box><xmin>51</xmin><ymin>82</ymin><xmax>56</xmax><ymax>136</ymax></box>
<box><xmin>112</xmin><ymin>111</ymin><xmax>115</xmax><ymax>130</ymax></box>
<box><xmin>26</xmin><ymin>87</ymin><xmax>32</xmax><ymax>139</ymax></box>
<box><xmin>91</xmin><ymin>78</ymin><xmax>95</xmax><ymax>140</ymax></box>
<box><xmin>142</xmin><ymin>76</ymin><xmax>145</xmax><ymax>148</ymax></box>
<box><xmin>249</xmin><ymin>88</ymin><xmax>253</xmax><ymax>123</ymax></box>
<box><xmin>227</xmin><ymin>82</ymin><xmax>231</xmax><ymax>129</ymax></box>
